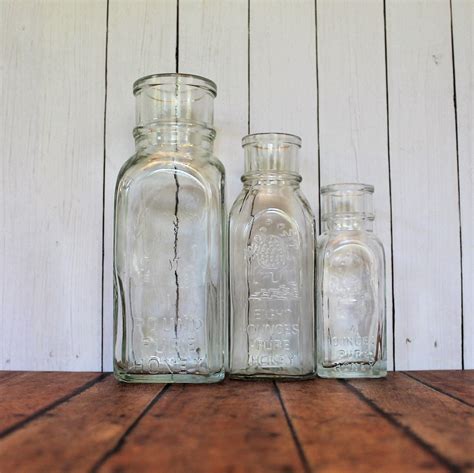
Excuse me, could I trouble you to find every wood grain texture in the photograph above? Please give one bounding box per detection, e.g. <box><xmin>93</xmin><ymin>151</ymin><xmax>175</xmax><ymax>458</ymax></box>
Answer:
<box><xmin>250</xmin><ymin>0</ymin><xmax>319</xmax><ymax>217</ymax></box>
<box><xmin>0</xmin><ymin>371</ymin><xmax>20</xmax><ymax>381</ymax></box>
<box><xmin>452</xmin><ymin>0</ymin><xmax>474</xmax><ymax>369</ymax></box>
<box><xmin>317</xmin><ymin>0</ymin><xmax>394</xmax><ymax>369</ymax></box>
<box><xmin>0</xmin><ymin>375</ymin><xmax>164</xmax><ymax>472</ymax></box>
<box><xmin>386</xmin><ymin>0</ymin><xmax>462</xmax><ymax>369</ymax></box>
<box><xmin>179</xmin><ymin>0</ymin><xmax>248</xmax><ymax>206</ymax></box>
<box><xmin>349</xmin><ymin>372</ymin><xmax>474</xmax><ymax>471</ymax></box>
<box><xmin>97</xmin><ymin>381</ymin><xmax>306</xmax><ymax>473</ymax></box>
<box><xmin>276</xmin><ymin>377</ymin><xmax>447</xmax><ymax>472</ymax></box>
<box><xmin>407</xmin><ymin>370</ymin><xmax>474</xmax><ymax>406</ymax></box>
<box><xmin>0</xmin><ymin>0</ymin><xmax>105</xmax><ymax>370</ymax></box>
<box><xmin>0</xmin><ymin>372</ymin><xmax>100</xmax><ymax>434</ymax></box>
<box><xmin>0</xmin><ymin>372</ymin><xmax>471</xmax><ymax>472</ymax></box>
<box><xmin>102</xmin><ymin>0</ymin><xmax>177</xmax><ymax>371</ymax></box>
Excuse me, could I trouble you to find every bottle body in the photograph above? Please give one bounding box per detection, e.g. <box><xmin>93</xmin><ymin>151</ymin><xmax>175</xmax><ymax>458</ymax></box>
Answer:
<box><xmin>229</xmin><ymin>134</ymin><xmax>316</xmax><ymax>379</ymax></box>
<box><xmin>113</xmin><ymin>74</ymin><xmax>226</xmax><ymax>383</ymax></box>
<box><xmin>317</xmin><ymin>184</ymin><xmax>386</xmax><ymax>378</ymax></box>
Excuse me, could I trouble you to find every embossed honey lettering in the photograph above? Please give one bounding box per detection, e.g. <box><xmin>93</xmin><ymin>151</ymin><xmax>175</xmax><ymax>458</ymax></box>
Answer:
<box><xmin>136</xmin><ymin>314</ymin><xmax>203</xmax><ymax>333</ymax></box>
<box><xmin>246</xmin><ymin>322</ymin><xmax>300</xmax><ymax>336</ymax></box>
<box><xmin>248</xmin><ymin>352</ymin><xmax>297</xmax><ymax>367</ymax></box>
<box><xmin>330</xmin><ymin>335</ymin><xmax>376</xmax><ymax>360</ymax></box>
<box><xmin>132</xmin><ymin>353</ymin><xmax>207</xmax><ymax>374</ymax></box>
<box><xmin>245</xmin><ymin>219</ymin><xmax>303</xmax><ymax>370</ymax></box>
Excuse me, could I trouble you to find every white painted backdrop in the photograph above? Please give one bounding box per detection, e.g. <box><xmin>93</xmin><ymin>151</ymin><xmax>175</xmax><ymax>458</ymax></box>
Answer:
<box><xmin>0</xmin><ymin>0</ymin><xmax>472</xmax><ymax>371</ymax></box>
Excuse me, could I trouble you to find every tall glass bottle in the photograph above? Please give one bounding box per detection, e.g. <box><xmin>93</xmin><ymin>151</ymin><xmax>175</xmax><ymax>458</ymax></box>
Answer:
<box><xmin>114</xmin><ymin>73</ymin><xmax>226</xmax><ymax>383</ymax></box>
<box><xmin>317</xmin><ymin>183</ymin><xmax>386</xmax><ymax>378</ymax></box>
<box><xmin>229</xmin><ymin>133</ymin><xmax>316</xmax><ymax>379</ymax></box>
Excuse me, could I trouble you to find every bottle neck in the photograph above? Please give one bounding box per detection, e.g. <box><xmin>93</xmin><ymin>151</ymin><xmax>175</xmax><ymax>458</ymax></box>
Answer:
<box><xmin>134</xmin><ymin>123</ymin><xmax>215</xmax><ymax>154</ymax></box>
<box><xmin>324</xmin><ymin>214</ymin><xmax>373</xmax><ymax>232</ymax></box>
<box><xmin>241</xmin><ymin>133</ymin><xmax>302</xmax><ymax>185</ymax></box>
<box><xmin>242</xmin><ymin>171</ymin><xmax>302</xmax><ymax>187</ymax></box>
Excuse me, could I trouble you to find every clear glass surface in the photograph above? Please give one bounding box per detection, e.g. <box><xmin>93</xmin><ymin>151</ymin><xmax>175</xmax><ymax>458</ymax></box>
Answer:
<box><xmin>113</xmin><ymin>73</ymin><xmax>226</xmax><ymax>383</ymax></box>
<box><xmin>229</xmin><ymin>133</ymin><xmax>316</xmax><ymax>379</ymax></box>
<box><xmin>317</xmin><ymin>184</ymin><xmax>386</xmax><ymax>378</ymax></box>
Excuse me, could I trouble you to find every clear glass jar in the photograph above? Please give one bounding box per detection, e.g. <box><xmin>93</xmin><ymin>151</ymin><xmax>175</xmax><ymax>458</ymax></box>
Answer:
<box><xmin>113</xmin><ymin>73</ymin><xmax>226</xmax><ymax>383</ymax></box>
<box><xmin>317</xmin><ymin>183</ymin><xmax>386</xmax><ymax>378</ymax></box>
<box><xmin>229</xmin><ymin>133</ymin><xmax>316</xmax><ymax>379</ymax></box>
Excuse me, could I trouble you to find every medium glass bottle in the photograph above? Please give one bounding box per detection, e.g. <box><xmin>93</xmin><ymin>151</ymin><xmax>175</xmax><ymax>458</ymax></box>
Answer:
<box><xmin>317</xmin><ymin>183</ymin><xmax>386</xmax><ymax>378</ymax></box>
<box><xmin>113</xmin><ymin>73</ymin><xmax>226</xmax><ymax>383</ymax></box>
<box><xmin>229</xmin><ymin>133</ymin><xmax>316</xmax><ymax>379</ymax></box>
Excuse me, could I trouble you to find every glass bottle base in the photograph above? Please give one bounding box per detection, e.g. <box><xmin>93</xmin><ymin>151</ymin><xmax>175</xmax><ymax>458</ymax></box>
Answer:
<box><xmin>114</xmin><ymin>369</ymin><xmax>225</xmax><ymax>384</ymax></box>
<box><xmin>317</xmin><ymin>362</ymin><xmax>386</xmax><ymax>379</ymax></box>
<box><xmin>230</xmin><ymin>369</ymin><xmax>315</xmax><ymax>381</ymax></box>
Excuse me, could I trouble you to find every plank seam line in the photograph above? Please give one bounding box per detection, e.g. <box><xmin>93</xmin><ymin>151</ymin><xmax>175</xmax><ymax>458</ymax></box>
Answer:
<box><xmin>403</xmin><ymin>372</ymin><xmax>473</xmax><ymax>408</ymax></box>
<box><xmin>449</xmin><ymin>0</ymin><xmax>464</xmax><ymax>370</ymax></box>
<box><xmin>175</xmin><ymin>0</ymin><xmax>179</xmax><ymax>73</ymax></box>
<box><xmin>314</xmin><ymin>0</ymin><xmax>321</xmax><ymax>232</ymax></box>
<box><xmin>247</xmin><ymin>0</ymin><xmax>250</xmax><ymax>135</ymax></box>
<box><xmin>273</xmin><ymin>382</ymin><xmax>312</xmax><ymax>473</ymax></box>
<box><xmin>341</xmin><ymin>380</ymin><xmax>461</xmax><ymax>473</ymax></box>
<box><xmin>383</xmin><ymin>0</ymin><xmax>396</xmax><ymax>371</ymax></box>
<box><xmin>0</xmin><ymin>373</ymin><xmax>109</xmax><ymax>440</ymax></box>
<box><xmin>100</xmin><ymin>0</ymin><xmax>110</xmax><ymax>374</ymax></box>
<box><xmin>90</xmin><ymin>383</ymin><xmax>171</xmax><ymax>472</ymax></box>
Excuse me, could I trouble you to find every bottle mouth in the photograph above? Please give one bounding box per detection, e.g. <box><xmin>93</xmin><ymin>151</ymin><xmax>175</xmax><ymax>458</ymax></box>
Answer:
<box><xmin>133</xmin><ymin>73</ymin><xmax>216</xmax><ymax>131</ymax></box>
<box><xmin>242</xmin><ymin>132</ymin><xmax>301</xmax><ymax>174</ymax></box>
<box><xmin>242</xmin><ymin>132</ymin><xmax>302</xmax><ymax>148</ymax></box>
<box><xmin>133</xmin><ymin>73</ymin><xmax>217</xmax><ymax>97</ymax></box>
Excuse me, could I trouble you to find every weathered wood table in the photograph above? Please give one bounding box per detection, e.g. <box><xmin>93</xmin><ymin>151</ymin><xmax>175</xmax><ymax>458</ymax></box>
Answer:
<box><xmin>0</xmin><ymin>371</ymin><xmax>472</xmax><ymax>472</ymax></box>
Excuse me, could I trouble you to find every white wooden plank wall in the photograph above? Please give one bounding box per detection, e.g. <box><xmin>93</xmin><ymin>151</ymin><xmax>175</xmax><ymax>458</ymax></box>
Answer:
<box><xmin>452</xmin><ymin>0</ymin><xmax>473</xmax><ymax>368</ymax></box>
<box><xmin>0</xmin><ymin>0</ymin><xmax>105</xmax><ymax>370</ymax></box>
<box><xmin>387</xmin><ymin>0</ymin><xmax>462</xmax><ymax>369</ymax></box>
<box><xmin>0</xmin><ymin>0</ymin><xmax>471</xmax><ymax>371</ymax></box>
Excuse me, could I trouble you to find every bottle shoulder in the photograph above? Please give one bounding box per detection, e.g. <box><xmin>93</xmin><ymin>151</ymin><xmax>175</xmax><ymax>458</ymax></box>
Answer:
<box><xmin>230</xmin><ymin>185</ymin><xmax>314</xmax><ymax>217</ymax></box>
<box><xmin>318</xmin><ymin>231</ymin><xmax>385</xmax><ymax>258</ymax></box>
<box><xmin>116</xmin><ymin>150</ymin><xmax>224</xmax><ymax>187</ymax></box>
<box><xmin>229</xmin><ymin>186</ymin><xmax>316</xmax><ymax>242</ymax></box>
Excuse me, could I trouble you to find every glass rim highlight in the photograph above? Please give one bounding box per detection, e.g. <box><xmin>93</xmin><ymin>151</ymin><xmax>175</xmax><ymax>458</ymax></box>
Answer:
<box><xmin>321</xmin><ymin>183</ymin><xmax>374</xmax><ymax>194</ymax></box>
<box><xmin>242</xmin><ymin>132</ymin><xmax>302</xmax><ymax>148</ymax></box>
<box><xmin>133</xmin><ymin>72</ymin><xmax>217</xmax><ymax>97</ymax></box>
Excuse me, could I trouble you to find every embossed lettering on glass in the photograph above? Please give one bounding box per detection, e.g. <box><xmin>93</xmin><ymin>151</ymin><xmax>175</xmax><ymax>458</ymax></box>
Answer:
<box><xmin>317</xmin><ymin>184</ymin><xmax>386</xmax><ymax>378</ymax></box>
<box><xmin>113</xmin><ymin>73</ymin><xmax>226</xmax><ymax>383</ymax></box>
<box><xmin>229</xmin><ymin>133</ymin><xmax>316</xmax><ymax>379</ymax></box>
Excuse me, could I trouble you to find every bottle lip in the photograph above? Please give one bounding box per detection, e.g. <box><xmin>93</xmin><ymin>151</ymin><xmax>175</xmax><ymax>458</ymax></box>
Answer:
<box><xmin>133</xmin><ymin>73</ymin><xmax>217</xmax><ymax>97</ymax></box>
<box><xmin>242</xmin><ymin>171</ymin><xmax>302</xmax><ymax>183</ymax></box>
<box><xmin>321</xmin><ymin>183</ymin><xmax>374</xmax><ymax>194</ymax></box>
<box><xmin>242</xmin><ymin>132</ymin><xmax>302</xmax><ymax>148</ymax></box>
<box><xmin>322</xmin><ymin>212</ymin><xmax>375</xmax><ymax>221</ymax></box>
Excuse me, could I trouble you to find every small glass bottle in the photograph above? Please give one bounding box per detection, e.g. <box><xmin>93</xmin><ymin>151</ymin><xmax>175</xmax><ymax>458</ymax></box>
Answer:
<box><xmin>317</xmin><ymin>183</ymin><xmax>386</xmax><ymax>378</ymax></box>
<box><xmin>229</xmin><ymin>133</ymin><xmax>316</xmax><ymax>379</ymax></box>
<box><xmin>113</xmin><ymin>73</ymin><xmax>226</xmax><ymax>383</ymax></box>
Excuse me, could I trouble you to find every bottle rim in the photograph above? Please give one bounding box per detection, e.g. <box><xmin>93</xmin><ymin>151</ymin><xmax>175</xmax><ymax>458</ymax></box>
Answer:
<box><xmin>242</xmin><ymin>132</ymin><xmax>302</xmax><ymax>148</ymax></box>
<box><xmin>133</xmin><ymin>73</ymin><xmax>217</xmax><ymax>97</ymax></box>
<box><xmin>321</xmin><ymin>183</ymin><xmax>374</xmax><ymax>194</ymax></box>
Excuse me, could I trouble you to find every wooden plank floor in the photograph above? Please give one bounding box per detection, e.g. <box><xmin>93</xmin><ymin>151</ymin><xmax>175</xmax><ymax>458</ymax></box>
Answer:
<box><xmin>0</xmin><ymin>372</ymin><xmax>471</xmax><ymax>473</ymax></box>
